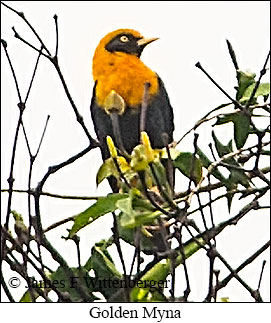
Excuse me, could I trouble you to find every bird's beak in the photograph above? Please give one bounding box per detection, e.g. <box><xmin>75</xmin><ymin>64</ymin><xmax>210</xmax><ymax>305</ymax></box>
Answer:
<box><xmin>137</xmin><ymin>37</ymin><xmax>159</xmax><ymax>48</ymax></box>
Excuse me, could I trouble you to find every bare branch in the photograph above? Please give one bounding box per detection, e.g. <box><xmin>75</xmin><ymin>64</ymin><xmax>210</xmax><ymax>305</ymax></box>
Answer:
<box><xmin>195</xmin><ymin>61</ymin><xmax>242</xmax><ymax>109</ymax></box>
<box><xmin>1</xmin><ymin>39</ymin><xmax>23</xmax><ymax>103</ymax></box>
<box><xmin>53</xmin><ymin>14</ymin><xmax>59</xmax><ymax>57</ymax></box>
<box><xmin>245</xmin><ymin>51</ymin><xmax>270</xmax><ymax>108</ymax></box>
<box><xmin>24</xmin><ymin>46</ymin><xmax>43</xmax><ymax>103</ymax></box>
<box><xmin>2</xmin><ymin>1</ymin><xmax>52</xmax><ymax>56</ymax></box>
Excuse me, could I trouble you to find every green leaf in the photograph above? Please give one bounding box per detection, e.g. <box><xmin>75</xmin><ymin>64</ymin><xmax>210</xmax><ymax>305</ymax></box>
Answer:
<box><xmin>69</xmin><ymin>193</ymin><xmax>128</xmax><ymax>237</ymax></box>
<box><xmin>240</xmin><ymin>82</ymin><xmax>270</xmax><ymax>103</ymax></box>
<box><xmin>118</xmin><ymin>224</ymin><xmax>155</xmax><ymax>254</ymax></box>
<box><xmin>90</xmin><ymin>245</ymin><xmax>124</xmax><ymax>300</ymax></box>
<box><xmin>225</xmin><ymin>167</ymin><xmax>250</xmax><ymax>211</ymax></box>
<box><xmin>130</xmin><ymin>261</ymin><xmax>170</xmax><ymax>301</ymax></box>
<box><xmin>84</xmin><ymin>241</ymin><xmax>125</xmax><ymax>300</ymax></box>
<box><xmin>118</xmin><ymin>193</ymin><xmax>160</xmax><ymax>229</ymax></box>
<box><xmin>214</xmin><ymin>113</ymin><xmax>236</xmax><ymax>126</ymax></box>
<box><xmin>225</xmin><ymin>182</ymin><xmax>237</xmax><ymax>212</ymax></box>
<box><xmin>96</xmin><ymin>158</ymin><xmax>117</xmax><ymax>185</ymax></box>
<box><xmin>211</xmin><ymin>130</ymin><xmax>250</xmax><ymax>211</ymax></box>
<box><xmin>213</xmin><ymin>110</ymin><xmax>251</xmax><ymax>150</ymax></box>
<box><xmin>197</xmin><ymin>143</ymin><xmax>249</xmax><ymax>212</ymax></box>
<box><xmin>50</xmin><ymin>266</ymin><xmax>97</xmax><ymax>302</ymax></box>
<box><xmin>161</xmin><ymin>147</ymin><xmax>182</xmax><ymax>160</ymax></box>
<box><xmin>84</xmin><ymin>238</ymin><xmax>114</xmax><ymax>271</ymax></box>
<box><xmin>228</xmin><ymin>169</ymin><xmax>250</xmax><ymax>189</ymax></box>
<box><xmin>236</xmin><ymin>70</ymin><xmax>256</xmax><ymax>101</ymax></box>
<box><xmin>212</xmin><ymin>131</ymin><xmax>233</xmax><ymax>158</ymax></box>
<box><xmin>151</xmin><ymin>160</ymin><xmax>169</xmax><ymax>189</ymax></box>
<box><xmin>91</xmin><ymin>245</ymin><xmax>122</xmax><ymax>280</ymax></box>
<box><xmin>130</xmin><ymin>144</ymin><xmax>149</xmax><ymax>171</ymax></box>
<box><xmin>196</xmin><ymin>148</ymin><xmax>227</xmax><ymax>184</ymax></box>
<box><xmin>213</xmin><ymin>102</ymin><xmax>233</xmax><ymax>111</ymax></box>
<box><xmin>233</xmin><ymin>110</ymin><xmax>251</xmax><ymax>149</ymax></box>
<box><xmin>96</xmin><ymin>157</ymin><xmax>130</xmax><ymax>185</ymax></box>
<box><xmin>173</xmin><ymin>152</ymin><xmax>202</xmax><ymax>183</ymax></box>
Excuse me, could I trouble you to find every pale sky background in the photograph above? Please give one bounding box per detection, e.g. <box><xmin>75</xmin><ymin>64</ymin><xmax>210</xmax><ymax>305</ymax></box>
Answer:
<box><xmin>1</xmin><ymin>0</ymin><xmax>270</xmax><ymax>315</ymax></box>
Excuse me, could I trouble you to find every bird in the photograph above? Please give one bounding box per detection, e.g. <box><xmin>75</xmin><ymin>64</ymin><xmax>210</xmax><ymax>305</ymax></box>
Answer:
<box><xmin>90</xmin><ymin>29</ymin><xmax>174</xmax><ymax>192</ymax></box>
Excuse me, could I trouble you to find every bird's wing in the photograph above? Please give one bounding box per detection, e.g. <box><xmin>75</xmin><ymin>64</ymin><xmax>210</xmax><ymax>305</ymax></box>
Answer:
<box><xmin>156</xmin><ymin>75</ymin><xmax>174</xmax><ymax>143</ymax></box>
<box><xmin>143</xmin><ymin>75</ymin><xmax>174</xmax><ymax>148</ymax></box>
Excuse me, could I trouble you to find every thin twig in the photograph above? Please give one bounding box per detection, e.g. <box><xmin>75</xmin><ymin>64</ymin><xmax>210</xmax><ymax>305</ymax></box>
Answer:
<box><xmin>1</xmin><ymin>164</ymin><xmax>269</xmax><ymax>202</ymax></box>
<box><xmin>2</xmin><ymin>227</ymin><xmax>72</xmax><ymax>301</ymax></box>
<box><xmin>138</xmin><ymin>171</ymin><xmax>170</xmax><ymax>216</ymax></box>
<box><xmin>2</xmin><ymin>2</ymin><xmax>52</xmax><ymax>56</ymax></box>
<box><xmin>1</xmin><ymin>39</ymin><xmax>24</xmax><ymax>229</ymax></box>
<box><xmin>254</xmin><ymin>131</ymin><xmax>265</xmax><ymax>171</ymax></box>
<box><xmin>1</xmin><ymin>39</ymin><xmax>22</xmax><ymax>103</ymax></box>
<box><xmin>245</xmin><ymin>51</ymin><xmax>270</xmax><ymax>108</ymax></box>
<box><xmin>207</xmin><ymin>174</ymin><xmax>216</xmax><ymax>245</ymax></box>
<box><xmin>41</xmin><ymin>235</ymin><xmax>91</xmax><ymax>301</ymax></box>
<box><xmin>1</xmin><ymin>188</ymin><xmax>100</xmax><ymax>200</ymax></box>
<box><xmin>129</xmin><ymin>228</ymin><xmax>141</xmax><ymax>276</ymax></box>
<box><xmin>187</xmin><ymin>141</ymin><xmax>270</xmax><ymax>205</ymax></box>
<box><xmin>149</xmin><ymin>162</ymin><xmax>176</xmax><ymax>209</ymax></box>
<box><xmin>0</xmin><ymin>270</ymin><xmax>15</xmax><ymax>302</ymax></box>
<box><xmin>112</xmin><ymin>156</ymin><xmax>131</xmax><ymax>189</ymax></box>
<box><xmin>195</xmin><ymin>61</ymin><xmax>242</xmax><ymax>109</ymax></box>
<box><xmin>21</xmin><ymin>121</ymin><xmax>32</xmax><ymax>156</ymax></box>
<box><xmin>112</xmin><ymin>212</ymin><xmax>127</xmax><ymax>276</ymax></box>
<box><xmin>216</xmin><ymin>243</ymin><xmax>270</xmax><ymax>292</ymax></box>
<box><xmin>4</xmin><ymin>111</ymin><xmax>22</xmax><ymax>229</ymax></box>
<box><xmin>12</xmin><ymin>26</ymin><xmax>51</xmax><ymax>60</ymax></box>
<box><xmin>175</xmin><ymin>103</ymin><xmax>268</xmax><ymax>146</ymax></box>
<box><xmin>177</xmin><ymin>225</ymin><xmax>191</xmax><ymax>301</ymax></box>
<box><xmin>5</xmin><ymin>5</ymin><xmax>98</xmax><ymax>145</ymax></box>
<box><xmin>205</xmin><ymin>246</ymin><xmax>216</xmax><ymax>302</ymax></box>
<box><xmin>162</xmin><ymin>133</ymin><xmax>175</xmax><ymax>193</ymax></box>
<box><xmin>111</xmin><ymin>212</ymin><xmax>129</xmax><ymax>301</ymax></box>
<box><xmin>34</xmin><ymin>115</ymin><xmax>50</xmax><ymax>158</ymax></box>
<box><xmin>52</xmin><ymin>60</ymin><xmax>97</xmax><ymax>144</ymax></box>
<box><xmin>24</xmin><ymin>46</ymin><xmax>43</xmax><ymax>103</ymax></box>
<box><xmin>44</xmin><ymin>216</ymin><xmax>75</xmax><ymax>233</ymax></box>
<box><xmin>53</xmin><ymin>14</ymin><xmax>59</xmax><ymax>57</ymax></box>
<box><xmin>215</xmin><ymin>252</ymin><xmax>263</xmax><ymax>302</ymax></box>
<box><xmin>36</xmin><ymin>144</ymin><xmax>96</xmax><ymax>193</ymax></box>
<box><xmin>257</xmin><ymin>260</ymin><xmax>267</xmax><ymax>291</ymax></box>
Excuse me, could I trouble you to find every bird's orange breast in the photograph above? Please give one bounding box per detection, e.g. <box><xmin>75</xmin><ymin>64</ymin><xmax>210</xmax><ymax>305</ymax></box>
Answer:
<box><xmin>93</xmin><ymin>49</ymin><xmax>159</xmax><ymax>108</ymax></box>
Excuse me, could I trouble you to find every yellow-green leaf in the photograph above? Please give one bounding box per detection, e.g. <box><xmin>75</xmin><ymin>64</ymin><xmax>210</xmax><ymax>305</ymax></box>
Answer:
<box><xmin>236</xmin><ymin>70</ymin><xmax>256</xmax><ymax>100</ymax></box>
<box><xmin>96</xmin><ymin>157</ymin><xmax>129</xmax><ymax>185</ymax></box>
<box><xmin>240</xmin><ymin>82</ymin><xmax>270</xmax><ymax>103</ymax></box>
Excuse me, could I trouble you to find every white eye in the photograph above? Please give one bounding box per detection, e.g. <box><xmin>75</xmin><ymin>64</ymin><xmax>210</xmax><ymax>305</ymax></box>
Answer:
<box><xmin>120</xmin><ymin>35</ymin><xmax>129</xmax><ymax>43</ymax></box>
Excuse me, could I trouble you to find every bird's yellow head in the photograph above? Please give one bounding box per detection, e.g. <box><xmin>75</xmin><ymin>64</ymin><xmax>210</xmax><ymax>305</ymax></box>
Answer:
<box><xmin>92</xmin><ymin>29</ymin><xmax>159</xmax><ymax>108</ymax></box>
<box><xmin>94</xmin><ymin>29</ymin><xmax>158</xmax><ymax>57</ymax></box>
